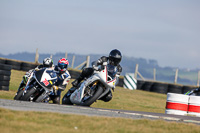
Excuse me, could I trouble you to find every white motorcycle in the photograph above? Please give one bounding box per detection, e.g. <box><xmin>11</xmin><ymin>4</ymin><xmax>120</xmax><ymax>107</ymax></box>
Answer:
<box><xmin>62</xmin><ymin>64</ymin><xmax>119</xmax><ymax>106</ymax></box>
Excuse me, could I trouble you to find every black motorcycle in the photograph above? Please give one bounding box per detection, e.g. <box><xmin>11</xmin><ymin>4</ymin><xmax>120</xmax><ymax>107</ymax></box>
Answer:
<box><xmin>21</xmin><ymin>68</ymin><xmax>57</xmax><ymax>102</ymax></box>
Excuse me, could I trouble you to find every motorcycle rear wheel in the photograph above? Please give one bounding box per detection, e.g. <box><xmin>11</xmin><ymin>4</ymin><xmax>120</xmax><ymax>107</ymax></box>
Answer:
<box><xmin>35</xmin><ymin>91</ymin><xmax>49</xmax><ymax>103</ymax></box>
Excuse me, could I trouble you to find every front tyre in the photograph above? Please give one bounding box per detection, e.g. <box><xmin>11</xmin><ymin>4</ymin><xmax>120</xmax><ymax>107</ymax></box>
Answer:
<box><xmin>14</xmin><ymin>89</ymin><xmax>24</xmax><ymax>100</ymax></box>
<box><xmin>80</xmin><ymin>84</ymin><xmax>103</xmax><ymax>106</ymax></box>
<box><xmin>62</xmin><ymin>91</ymin><xmax>73</xmax><ymax>105</ymax></box>
<box><xmin>21</xmin><ymin>87</ymin><xmax>36</xmax><ymax>101</ymax></box>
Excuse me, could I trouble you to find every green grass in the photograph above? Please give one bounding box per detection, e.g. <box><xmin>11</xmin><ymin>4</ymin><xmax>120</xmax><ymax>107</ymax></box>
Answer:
<box><xmin>1</xmin><ymin>108</ymin><xmax>200</xmax><ymax>133</ymax></box>
<box><xmin>0</xmin><ymin>70</ymin><xmax>200</xmax><ymax>132</ymax></box>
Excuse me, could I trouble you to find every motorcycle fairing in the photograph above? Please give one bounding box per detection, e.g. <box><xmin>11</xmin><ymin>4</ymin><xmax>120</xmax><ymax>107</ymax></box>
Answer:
<box><xmin>70</xmin><ymin>74</ymin><xmax>100</xmax><ymax>105</ymax></box>
<box><xmin>34</xmin><ymin>68</ymin><xmax>57</xmax><ymax>90</ymax></box>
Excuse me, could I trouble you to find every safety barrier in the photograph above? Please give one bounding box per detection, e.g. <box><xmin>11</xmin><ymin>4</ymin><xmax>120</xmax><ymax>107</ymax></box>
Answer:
<box><xmin>165</xmin><ymin>93</ymin><xmax>189</xmax><ymax>115</ymax></box>
<box><xmin>137</xmin><ymin>80</ymin><xmax>198</xmax><ymax>95</ymax></box>
<box><xmin>0</xmin><ymin>57</ymin><xmax>38</xmax><ymax>71</ymax></box>
<box><xmin>123</xmin><ymin>73</ymin><xmax>137</xmax><ymax>90</ymax></box>
<box><xmin>188</xmin><ymin>96</ymin><xmax>200</xmax><ymax>117</ymax></box>
<box><xmin>165</xmin><ymin>93</ymin><xmax>200</xmax><ymax>117</ymax></box>
<box><xmin>0</xmin><ymin>63</ymin><xmax>11</xmax><ymax>91</ymax></box>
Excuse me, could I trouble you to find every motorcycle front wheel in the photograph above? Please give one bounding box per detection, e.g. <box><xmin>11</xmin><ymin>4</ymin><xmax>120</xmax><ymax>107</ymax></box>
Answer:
<box><xmin>21</xmin><ymin>87</ymin><xmax>37</xmax><ymax>101</ymax></box>
<box><xmin>62</xmin><ymin>90</ymin><xmax>73</xmax><ymax>105</ymax></box>
<box><xmin>14</xmin><ymin>89</ymin><xmax>24</xmax><ymax>100</ymax></box>
<box><xmin>80</xmin><ymin>84</ymin><xmax>103</xmax><ymax>106</ymax></box>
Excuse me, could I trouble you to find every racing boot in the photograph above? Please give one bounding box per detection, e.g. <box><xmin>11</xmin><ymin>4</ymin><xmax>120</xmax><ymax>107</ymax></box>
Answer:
<box><xmin>71</xmin><ymin>68</ymin><xmax>92</xmax><ymax>87</ymax></box>
<box><xmin>71</xmin><ymin>75</ymin><xmax>84</xmax><ymax>87</ymax></box>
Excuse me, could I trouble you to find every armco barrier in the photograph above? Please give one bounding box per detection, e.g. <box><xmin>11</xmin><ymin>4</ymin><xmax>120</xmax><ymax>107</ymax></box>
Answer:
<box><xmin>0</xmin><ymin>63</ymin><xmax>11</xmax><ymax>91</ymax></box>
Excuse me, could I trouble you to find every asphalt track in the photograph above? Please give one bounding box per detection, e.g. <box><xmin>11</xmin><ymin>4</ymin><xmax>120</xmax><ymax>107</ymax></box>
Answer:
<box><xmin>0</xmin><ymin>99</ymin><xmax>200</xmax><ymax>125</ymax></box>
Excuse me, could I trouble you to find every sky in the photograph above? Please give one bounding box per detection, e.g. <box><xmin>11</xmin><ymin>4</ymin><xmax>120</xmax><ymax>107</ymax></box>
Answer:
<box><xmin>0</xmin><ymin>0</ymin><xmax>200</xmax><ymax>69</ymax></box>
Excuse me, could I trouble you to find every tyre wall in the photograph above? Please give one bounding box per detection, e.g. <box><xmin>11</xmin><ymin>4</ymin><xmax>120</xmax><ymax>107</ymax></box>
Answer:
<box><xmin>0</xmin><ymin>57</ymin><xmax>39</xmax><ymax>71</ymax></box>
<box><xmin>138</xmin><ymin>79</ymin><xmax>199</xmax><ymax>95</ymax></box>
<box><xmin>0</xmin><ymin>63</ymin><xmax>11</xmax><ymax>91</ymax></box>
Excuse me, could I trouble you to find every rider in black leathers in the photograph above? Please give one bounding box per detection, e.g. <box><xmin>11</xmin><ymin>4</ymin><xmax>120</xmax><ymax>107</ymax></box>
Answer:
<box><xmin>185</xmin><ymin>87</ymin><xmax>200</xmax><ymax>95</ymax></box>
<box><xmin>70</xmin><ymin>49</ymin><xmax>122</xmax><ymax>102</ymax></box>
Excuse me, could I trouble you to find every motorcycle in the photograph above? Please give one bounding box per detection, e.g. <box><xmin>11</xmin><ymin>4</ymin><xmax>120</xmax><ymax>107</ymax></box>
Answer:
<box><xmin>14</xmin><ymin>69</ymin><xmax>35</xmax><ymax>100</ymax></box>
<box><xmin>62</xmin><ymin>64</ymin><xmax>119</xmax><ymax>106</ymax></box>
<box><xmin>21</xmin><ymin>67</ymin><xmax>57</xmax><ymax>102</ymax></box>
<box><xmin>185</xmin><ymin>88</ymin><xmax>200</xmax><ymax>96</ymax></box>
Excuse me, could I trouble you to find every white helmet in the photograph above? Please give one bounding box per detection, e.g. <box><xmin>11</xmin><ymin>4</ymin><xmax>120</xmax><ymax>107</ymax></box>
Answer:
<box><xmin>43</xmin><ymin>57</ymin><xmax>53</xmax><ymax>67</ymax></box>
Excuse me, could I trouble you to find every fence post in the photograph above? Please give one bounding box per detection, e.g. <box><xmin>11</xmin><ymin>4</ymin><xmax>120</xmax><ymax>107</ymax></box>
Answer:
<box><xmin>174</xmin><ymin>69</ymin><xmax>179</xmax><ymax>84</ymax></box>
<box><xmin>71</xmin><ymin>55</ymin><xmax>75</xmax><ymax>68</ymax></box>
<box><xmin>35</xmin><ymin>48</ymin><xmax>39</xmax><ymax>63</ymax></box>
<box><xmin>197</xmin><ymin>71</ymin><xmax>200</xmax><ymax>86</ymax></box>
<box><xmin>134</xmin><ymin>64</ymin><xmax>138</xmax><ymax>79</ymax></box>
<box><xmin>86</xmin><ymin>56</ymin><xmax>90</xmax><ymax>67</ymax></box>
<box><xmin>153</xmin><ymin>68</ymin><xmax>156</xmax><ymax>81</ymax></box>
<box><xmin>65</xmin><ymin>52</ymin><xmax>68</xmax><ymax>59</ymax></box>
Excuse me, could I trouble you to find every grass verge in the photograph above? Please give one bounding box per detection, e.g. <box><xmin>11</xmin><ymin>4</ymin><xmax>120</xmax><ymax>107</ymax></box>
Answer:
<box><xmin>0</xmin><ymin>108</ymin><xmax>200</xmax><ymax>133</ymax></box>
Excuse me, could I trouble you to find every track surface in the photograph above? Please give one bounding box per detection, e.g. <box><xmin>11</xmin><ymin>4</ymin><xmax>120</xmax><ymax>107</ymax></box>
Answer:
<box><xmin>0</xmin><ymin>99</ymin><xmax>200</xmax><ymax>125</ymax></box>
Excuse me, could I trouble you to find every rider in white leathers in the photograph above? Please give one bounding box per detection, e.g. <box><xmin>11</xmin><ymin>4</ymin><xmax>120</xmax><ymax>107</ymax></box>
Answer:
<box><xmin>51</xmin><ymin>58</ymin><xmax>71</xmax><ymax>104</ymax></box>
<box><xmin>71</xmin><ymin>49</ymin><xmax>122</xmax><ymax>102</ymax></box>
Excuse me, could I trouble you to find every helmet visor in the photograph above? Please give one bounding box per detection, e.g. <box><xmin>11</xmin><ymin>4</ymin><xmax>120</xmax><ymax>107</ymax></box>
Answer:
<box><xmin>58</xmin><ymin>63</ymin><xmax>68</xmax><ymax>69</ymax></box>
<box><xmin>109</xmin><ymin>57</ymin><xmax>121</xmax><ymax>66</ymax></box>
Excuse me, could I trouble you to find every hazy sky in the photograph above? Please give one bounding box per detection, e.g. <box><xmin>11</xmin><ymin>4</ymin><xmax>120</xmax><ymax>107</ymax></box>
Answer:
<box><xmin>0</xmin><ymin>0</ymin><xmax>200</xmax><ymax>69</ymax></box>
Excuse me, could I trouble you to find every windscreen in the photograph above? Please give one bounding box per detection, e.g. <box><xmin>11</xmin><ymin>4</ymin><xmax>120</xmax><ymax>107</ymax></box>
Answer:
<box><xmin>107</xmin><ymin>64</ymin><xmax>118</xmax><ymax>79</ymax></box>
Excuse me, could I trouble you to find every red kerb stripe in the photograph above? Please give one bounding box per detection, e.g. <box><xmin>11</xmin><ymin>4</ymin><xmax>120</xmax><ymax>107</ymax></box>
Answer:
<box><xmin>166</xmin><ymin>102</ymin><xmax>188</xmax><ymax>111</ymax></box>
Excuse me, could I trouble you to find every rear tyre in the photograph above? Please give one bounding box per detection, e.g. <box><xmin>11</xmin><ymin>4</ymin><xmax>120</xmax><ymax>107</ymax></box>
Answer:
<box><xmin>35</xmin><ymin>91</ymin><xmax>48</xmax><ymax>103</ymax></box>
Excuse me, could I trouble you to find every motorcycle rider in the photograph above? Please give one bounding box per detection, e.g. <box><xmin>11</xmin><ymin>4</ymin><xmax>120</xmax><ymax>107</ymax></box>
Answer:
<box><xmin>51</xmin><ymin>58</ymin><xmax>71</xmax><ymax>104</ymax></box>
<box><xmin>17</xmin><ymin>57</ymin><xmax>54</xmax><ymax>92</ymax></box>
<box><xmin>70</xmin><ymin>49</ymin><xmax>122</xmax><ymax>102</ymax></box>
<box><xmin>185</xmin><ymin>87</ymin><xmax>200</xmax><ymax>95</ymax></box>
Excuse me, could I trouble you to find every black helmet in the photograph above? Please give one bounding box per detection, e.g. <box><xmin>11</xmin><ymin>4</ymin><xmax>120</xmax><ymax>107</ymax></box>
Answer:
<box><xmin>109</xmin><ymin>49</ymin><xmax>122</xmax><ymax>66</ymax></box>
<box><xmin>43</xmin><ymin>57</ymin><xmax>53</xmax><ymax>67</ymax></box>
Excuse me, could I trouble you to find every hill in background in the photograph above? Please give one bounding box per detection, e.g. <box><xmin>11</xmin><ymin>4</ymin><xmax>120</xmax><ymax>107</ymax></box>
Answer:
<box><xmin>0</xmin><ymin>52</ymin><xmax>199</xmax><ymax>86</ymax></box>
